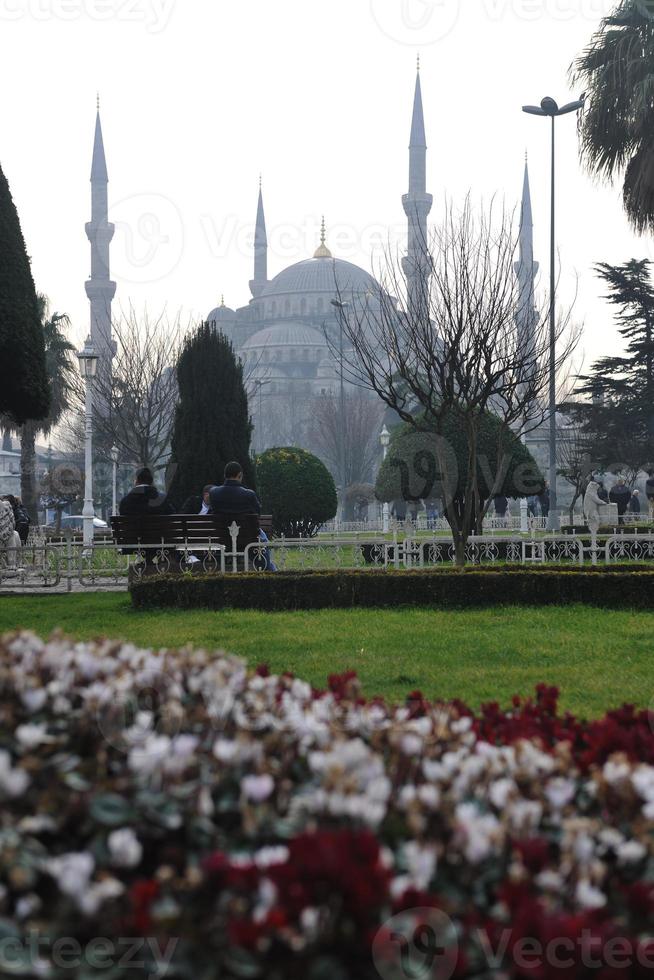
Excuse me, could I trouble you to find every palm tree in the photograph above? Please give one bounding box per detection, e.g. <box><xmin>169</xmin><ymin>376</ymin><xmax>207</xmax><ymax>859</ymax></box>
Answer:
<box><xmin>18</xmin><ymin>296</ymin><xmax>76</xmax><ymax>521</ymax></box>
<box><xmin>573</xmin><ymin>1</ymin><xmax>654</xmax><ymax>232</ymax></box>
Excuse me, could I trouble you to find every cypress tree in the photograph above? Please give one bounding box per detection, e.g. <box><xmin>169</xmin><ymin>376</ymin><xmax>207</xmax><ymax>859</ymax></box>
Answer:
<box><xmin>0</xmin><ymin>161</ymin><xmax>49</xmax><ymax>423</ymax></box>
<box><xmin>169</xmin><ymin>323</ymin><xmax>254</xmax><ymax>505</ymax></box>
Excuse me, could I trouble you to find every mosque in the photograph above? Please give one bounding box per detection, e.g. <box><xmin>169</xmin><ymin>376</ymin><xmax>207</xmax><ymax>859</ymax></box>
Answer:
<box><xmin>84</xmin><ymin>66</ymin><xmax>539</xmax><ymax>461</ymax></box>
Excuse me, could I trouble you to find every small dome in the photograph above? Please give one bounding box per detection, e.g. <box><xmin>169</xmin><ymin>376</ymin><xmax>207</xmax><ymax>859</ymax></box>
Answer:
<box><xmin>206</xmin><ymin>297</ymin><xmax>236</xmax><ymax>322</ymax></box>
<box><xmin>242</xmin><ymin>322</ymin><xmax>327</xmax><ymax>350</ymax></box>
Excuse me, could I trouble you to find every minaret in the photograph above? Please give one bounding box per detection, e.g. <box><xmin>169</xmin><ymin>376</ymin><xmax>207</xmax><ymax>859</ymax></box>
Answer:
<box><xmin>514</xmin><ymin>155</ymin><xmax>539</xmax><ymax>355</ymax></box>
<box><xmin>249</xmin><ymin>177</ymin><xmax>269</xmax><ymax>298</ymax></box>
<box><xmin>85</xmin><ymin>99</ymin><xmax>116</xmax><ymax>363</ymax></box>
<box><xmin>402</xmin><ymin>59</ymin><xmax>433</xmax><ymax>313</ymax></box>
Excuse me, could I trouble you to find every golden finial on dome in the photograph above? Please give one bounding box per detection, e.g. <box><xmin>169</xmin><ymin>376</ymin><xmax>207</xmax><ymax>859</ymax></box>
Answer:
<box><xmin>96</xmin><ymin>92</ymin><xmax>100</xmax><ymax>111</ymax></box>
<box><xmin>313</xmin><ymin>215</ymin><xmax>332</xmax><ymax>258</ymax></box>
<box><xmin>220</xmin><ymin>294</ymin><xmax>225</xmax><ymax>308</ymax></box>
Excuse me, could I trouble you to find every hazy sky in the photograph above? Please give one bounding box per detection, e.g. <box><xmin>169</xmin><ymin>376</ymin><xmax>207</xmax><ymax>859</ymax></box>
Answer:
<box><xmin>0</xmin><ymin>0</ymin><xmax>648</xmax><ymax>371</ymax></box>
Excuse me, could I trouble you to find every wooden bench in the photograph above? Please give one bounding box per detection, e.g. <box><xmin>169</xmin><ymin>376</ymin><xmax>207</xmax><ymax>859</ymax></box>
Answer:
<box><xmin>110</xmin><ymin>513</ymin><xmax>273</xmax><ymax>572</ymax></box>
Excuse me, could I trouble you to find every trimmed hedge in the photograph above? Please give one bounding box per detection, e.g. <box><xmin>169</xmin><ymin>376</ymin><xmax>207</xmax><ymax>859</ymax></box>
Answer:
<box><xmin>130</xmin><ymin>567</ymin><xmax>654</xmax><ymax>611</ymax></box>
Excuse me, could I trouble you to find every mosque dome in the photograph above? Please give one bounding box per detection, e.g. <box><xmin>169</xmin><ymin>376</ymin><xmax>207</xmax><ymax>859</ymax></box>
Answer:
<box><xmin>261</xmin><ymin>256</ymin><xmax>379</xmax><ymax>302</ymax></box>
<box><xmin>260</xmin><ymin>217</ymin><xmax>380</xmax><ymax>303</ymax></box>
<box><xmin>206</xmin><ymin>297</ymin><xmax>236</xmax><ymax>322</ymax></box>
<box><xmin>242</xmin><ymin>322</ymin><xmax>326</xmax><ymax>351</ymax></box>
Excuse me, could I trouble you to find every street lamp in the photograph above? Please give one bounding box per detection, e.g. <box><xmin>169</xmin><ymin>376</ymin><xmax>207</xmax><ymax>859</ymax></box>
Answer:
<box><xmin>380</xmin><ymin>424</ymin><xmax>390</xmax><ymax>533</ymax></box>
<box><xmin>111</xmin><ymin>445</ymin><xmax>119</xmax><ymax>516</ymax></box>
<box><xmin>76</xmin><ymin>335</ymin><xmax>98</xmax><ymax>546</ymax></box>
<box><xmin>330</xmin><ymin>299</ymin><xmax>349</xmax><ymax>523</ymax></box>
<box><xmin>522</xmin><ymin>94</ymin><xmax>584</xmax><ymax>531</ymax></box>
<box><xmin>252</xmin><ymin>379</ymin><xmax>271</xmax><ymax>454</ymax></box>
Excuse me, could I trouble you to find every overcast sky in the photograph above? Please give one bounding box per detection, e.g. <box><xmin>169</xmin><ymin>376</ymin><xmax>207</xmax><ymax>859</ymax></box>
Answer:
<box><xmin>0</xmin><ymin>0</ymin><xmax>647</xmax><ymax>371</ymax></box>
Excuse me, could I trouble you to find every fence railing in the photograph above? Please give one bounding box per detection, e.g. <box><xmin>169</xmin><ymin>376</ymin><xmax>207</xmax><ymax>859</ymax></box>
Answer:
<box><xmin>3</xmin><ymin>525</ymin><xmax>654</xmax><ymax>591</ymax></box>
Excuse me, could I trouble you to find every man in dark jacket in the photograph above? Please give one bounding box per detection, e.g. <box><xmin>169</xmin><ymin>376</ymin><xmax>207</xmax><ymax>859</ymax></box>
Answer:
<box><xmin>119</xmin><ymin>468</ymin><xmax>174</xmax><ymax>516</ymax></box>
<box><xmin>647</xmin><ymin>471</ymin><xmax>654</xmax><ymax>521</ymax></box>
<box><xmin>209</xmin><ymin>462</ymin><xmax>261</xmax><ymax>515</ymax></box>
<box><xmin>609</xmin><ymin>479</ymin><xmax>631</xmax><ymax>522</ymax></box>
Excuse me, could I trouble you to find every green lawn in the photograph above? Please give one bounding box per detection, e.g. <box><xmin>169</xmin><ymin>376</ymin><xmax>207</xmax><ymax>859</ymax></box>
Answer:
<box><xmin>0</xmin><ymin>594</ymin><xmax>651</xmax><ymax>718</ymax></box>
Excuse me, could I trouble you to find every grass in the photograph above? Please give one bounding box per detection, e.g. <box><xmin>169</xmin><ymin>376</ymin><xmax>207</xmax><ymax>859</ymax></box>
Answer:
<box><xmin>0</xmin><ymin>594</ymin><xmax>652</xmax><ymax>718</ymax></box>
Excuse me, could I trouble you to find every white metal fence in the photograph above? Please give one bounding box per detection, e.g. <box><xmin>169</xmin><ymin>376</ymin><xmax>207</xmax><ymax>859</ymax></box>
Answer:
<box><xmin>2</xmin><ymin>525</ymin><xmax>654</xmax><ymax>592</ymax></box>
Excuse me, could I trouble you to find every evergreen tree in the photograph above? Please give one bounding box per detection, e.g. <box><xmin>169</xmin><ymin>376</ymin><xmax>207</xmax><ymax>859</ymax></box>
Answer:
<box><xmin>570</xmin><ymin>260</ymin><xmax>654</xmax><ymax>474</ymax></box>
<box><xmin>0</xmin><ymin>161</ymin><xmax>49</xmax><ymax>423</ymax></box>
<box><xmin>169</xmin><ymin>324</ymin><xmax>254</xmax><ymax>505</ymax></box>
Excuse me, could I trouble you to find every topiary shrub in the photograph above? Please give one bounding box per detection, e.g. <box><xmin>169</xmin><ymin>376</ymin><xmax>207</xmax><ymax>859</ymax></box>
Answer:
<box><xmin>256</xmin><ymin>447</ymin><xmax>337</xmax><ymax>537</ymax></box>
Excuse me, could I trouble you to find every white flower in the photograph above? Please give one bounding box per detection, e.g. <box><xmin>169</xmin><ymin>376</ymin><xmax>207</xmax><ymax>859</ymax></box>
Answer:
<box><xmin>15</xmin><ymin>893</ymin><xmax>41</xmax><ymax>919</ymax></box>
<box><xmin>108</xmin><ymin>828</ymin><xmax>143</xmax><ymax>869</ymax></box>
<box><xmin>15</xmin><ymin>723</ymin><xmax>50</xmax><ymax>749</ymax></box>
<box><xmin>489</xmin><ymin>779</ymin><xmax>516</xmax><ymax>810</ymax></box>
<box><xmin>400</xmin><ymin>734</ymin><xmax>423</xmax><ymax>756</ymax></box>
<box><xmin>451</xmin><ymin>716</ymin><xmax>472</xmax><ymax>734</ymax></box>
<box><xmin>616</xmin><ymin>840</ymin><xmax>647</xmax><ymax>865</ymax></box>
<box><xmin>213</xmin><ymin>739</ymin><xmax>238</xmax><ymax>763</ymax></box>
<box><xmin>21</xmin><ymin>688</ymin><xmax>46</xmax><ymax>713</ymax></box>
<box><xmin>632</xmin><ymin>766</ymin><xmax>654</xmax><ymax>802</ymax></box>
<box><xmin>242</xmin><ymin>774</ymin><xmax>274</xmax><ymax>803</ymax></box>
<box><xmin>0</xmin><ymin>750</ymin><xmax>29</xmax><ymax>798</ymax></box>
<box><xmin>417</xmin><ymin>784</ymin><xmax>440</xmax><ymax>810</ymax></box>
<box><xmin>128</xmin><ymin>734</ymin><xmax>171</xmax><ymax>776</ymax></box>
<box><xmin>535</xmin><ymin>870</ymin><xmax>564</xmax><ymax>892</ymax></box>
<box><xmin>603</xmin><ymin>759</ymin><xmax>631</xmax><ymax>786</ymax></box>
<box><xmin>575</xmin><ymin>879</ymin><xmax>606</xmax><ymax>910</ymax></box>
<box><xmin>47</xmin><ymin>852</ymin><xmax>95</xmax><ymax>897</ymax></box>
<box><xmin>78</xmin><ymin>877</ymin><xmax>124</xmax><ymax>917</ymax></box>
<box><xmin>255</xmin><ymin>846</ymin><xmax>289</xmax><ymax>868</ymax></box>
<box><xmin>404</xmin><ymin>842</ymin><xmax>437</xmax><ymax>890</ymax></box>
<box><xmin>545</xmin><ymin>778</ymin><xmax>576</xmax><ymax>811</ymax></box>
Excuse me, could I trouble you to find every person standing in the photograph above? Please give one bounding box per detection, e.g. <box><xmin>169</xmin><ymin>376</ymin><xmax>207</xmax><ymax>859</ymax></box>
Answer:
<box><xmin>609</xmin><ymin>479</ymin><xmax>631</xmax><ymax>523</ymax></box>
<box><xmin>4</xmin><ymin>494</ymin><xmax>30</xmax><ymax>544</ymax></box>
<box><xmin>0</xmin><ymin>498</ymin><xmax>22</xmax><ymax>571</ymax></box>
<box><xmin>628</xmin><ymin>489</ymin><xmax>641</xmax><ymax>517</ymax></box>
<box><xmin>584</xmin><ymin>479</ymin><xmax>605</xmax><ymax>535</ymax></box>
<box><xmin>646</xmin><ymin>471</ymin><xmax>654</xmax><ymax>521</ymax></box>
<box><xmin>538</xmin><ymin>482</ymin><xmax>550</xmax><ymax>521</ymax></box>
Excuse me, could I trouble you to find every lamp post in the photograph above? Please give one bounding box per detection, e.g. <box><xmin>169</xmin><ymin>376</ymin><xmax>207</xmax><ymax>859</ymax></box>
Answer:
<box><xmin>522</xmin><ymin>94</ymin><xmax>584</xmax><ymax>531</ymax></box>
<box><xmin>330</xmin><ymin>299</ymin><xmax>349</xmax><ymax>524</ymax></box>
<box><xmin>380</xmin><ymin>425</ymin><xmax>390</xmax><ymax>533</ymax></box>
<box><xmin>111</xmin><ymin>445</ymin><xmax>119</xmax><ymax>516</ymax></box>
<box><xmin>252</xmin><ymin>379</ymin><xmax>271</xmax><ymax>454</ymax></box>
<box><xmin>76</xmin><ymin>336</ymin><xmax>98</xmax><ymax>547</ymax></box>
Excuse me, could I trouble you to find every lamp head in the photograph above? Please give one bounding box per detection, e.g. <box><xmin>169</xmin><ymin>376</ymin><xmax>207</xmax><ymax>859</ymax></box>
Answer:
<box><xmin>540</xmin><ymin>96</ymin><xmax>559</xmax><ymax>115</ymax></box>
<box><xmin>77</xmin><ymin>335</ymin><xmax>98</xmax><ymax>379</ymax></box>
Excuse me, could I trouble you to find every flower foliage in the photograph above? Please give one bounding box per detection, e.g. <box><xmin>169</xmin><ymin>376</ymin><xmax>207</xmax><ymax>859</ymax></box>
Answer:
<box><xmin>1</xmin><ymin>631</ymin><xmax>654</xmax><ymax>978</ymax></box>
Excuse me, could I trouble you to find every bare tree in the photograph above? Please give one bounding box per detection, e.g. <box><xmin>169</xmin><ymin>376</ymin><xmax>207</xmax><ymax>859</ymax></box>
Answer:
<box><xmin>331</xmin><ymin>197</ymin><xmax>579</xmax><ymax>565</ymax></box>
<box><xmin>308</xmin><ymin>389</ymin><xmax>385</xmax><ymax>490</ymax></box>
<box><xmin>557</xmin><ymin>422</ymin><xmax>593</xmax><ymax>524</ymax></box>
<box><xmin>70</xmin><ymin>308</ymin><xmax>185</xmax><ymax>474</ymax></box>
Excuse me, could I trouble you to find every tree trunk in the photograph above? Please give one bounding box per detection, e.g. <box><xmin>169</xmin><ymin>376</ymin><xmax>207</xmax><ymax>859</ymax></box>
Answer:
<box><xmin>20</xmin><ymin>422</ymin><xmax>38</xmax><ymax>523</ymax></box>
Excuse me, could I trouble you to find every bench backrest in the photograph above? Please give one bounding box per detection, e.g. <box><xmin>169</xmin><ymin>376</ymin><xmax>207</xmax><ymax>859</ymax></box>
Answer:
<box><xmin>110</xmin><ymin>513</ymin><xmax>272</xmax><ymax>551</ymax></box>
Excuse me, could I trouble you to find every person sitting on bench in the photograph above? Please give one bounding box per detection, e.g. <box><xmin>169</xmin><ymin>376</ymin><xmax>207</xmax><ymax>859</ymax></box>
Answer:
<box><xmin>210</xmin><ymin>462</ymin><xmax>275</xmax><ymax>570</ymax></box>
<box><xmin>209</xmin><ymin>462</ymin><xmax>261</xmax><ymax>515</ymax></box>
<box><xmin>181</xmin><ymin>484</ymin><xmax>215</xmax><ymax>515</ymax></box>
<box><xmin>119</xmin><ymin>467</ymin><xmax>174</xmax><ymax>516</ymax></box>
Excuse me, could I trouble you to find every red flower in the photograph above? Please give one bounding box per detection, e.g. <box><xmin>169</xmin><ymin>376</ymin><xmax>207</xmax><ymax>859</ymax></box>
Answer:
<box><xmin>128</xmin><ymin>879</ymin><xmax>159</xmax><ymax>934</ymax></box>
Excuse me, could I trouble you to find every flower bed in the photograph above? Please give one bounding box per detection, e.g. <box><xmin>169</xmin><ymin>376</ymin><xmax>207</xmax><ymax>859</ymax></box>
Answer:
<box><xmin>1</xmin><ymin>630</ymin><xmax>654</xmax><ymax>978</ymax></box>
